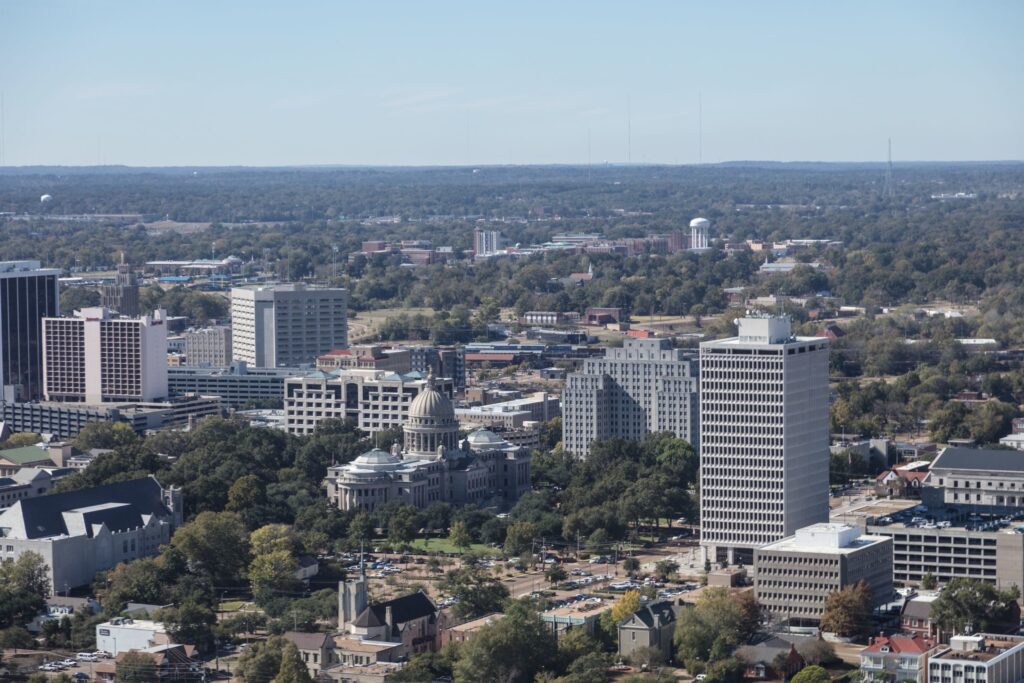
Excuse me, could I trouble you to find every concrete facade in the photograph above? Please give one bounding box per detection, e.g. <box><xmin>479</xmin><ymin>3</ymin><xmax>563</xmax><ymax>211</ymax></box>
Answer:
<box><xmin>928</xmin><ymin>635</ymin><xmax>1024</xmax><ymax>683</ymax></box>
<box><xmin>230</xmin><ymin>284</ymin><xmax>347</xmax><ymax>368</ymax></box>
<box><xmin>284</xmin><ymin>369</ymin><xmax>454</xmax><ymax>435</ymax></box>
<box><xmin>562</xmin><ymin>338</ymin><xmax>699</xmax><ymax>458</ymax></box>
<box><xmin>42</xmin><ymin>307</ymin><xmax>168</xmax><ymax>404</ymax></box>
<box><xmin>700</xmin><ymin>315</ymin><xmax>830</xmax><ymax>564</ymax></box>
<box><xmin>754</xmin><ymin>523</ymin><xmax>893</xmax><ymax>627</ymax></box>
<box><xmin>183</xmin><ymin>326</ymin><xmax>232</xmax><ymax>367</ymax></box>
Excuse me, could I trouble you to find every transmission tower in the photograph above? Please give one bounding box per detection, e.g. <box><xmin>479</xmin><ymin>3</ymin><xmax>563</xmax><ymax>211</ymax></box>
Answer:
<box><xmin>883</xmin><ymin>138</ymin><xmax>895</xmax><ymax>198</ymax></box>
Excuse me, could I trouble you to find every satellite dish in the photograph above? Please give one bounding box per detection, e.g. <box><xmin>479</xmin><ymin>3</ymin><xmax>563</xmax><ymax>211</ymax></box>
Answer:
<box><xmin>40</xmin><ymin>194</ymin><xmax>53</xmax><ymax>203</ymax></box>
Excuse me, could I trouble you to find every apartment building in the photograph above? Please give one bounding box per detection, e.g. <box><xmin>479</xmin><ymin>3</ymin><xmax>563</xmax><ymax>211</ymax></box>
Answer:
<box><xmin>0</xmin><ymin>260</ymin><xmax>61</xmax><ymax>401</ymax></box>
<box><xmin>183</xmin><ymin>326</ymin><xmax>232</xmax><ymax>367</ymax></box>
<box><xmin>561</xmin><ymin>338</ymin><xmax>699</xmax><ymax>458</ymax></box>
<box><xmin>700</xmin><ymin>315</ymin><xmax>830</xmax><ymax>565</ymax></box>
<box><xmin>230</xmin><ymin>284</ymin><xmax>347</xmax><ymax>367</ymax></box>
<box><xmin>42</xmin><ymin>307</ymin><xmax>168</xmax><ymax>404</ymax></box>
<box><xmin>284</xmin><ymin>369</ymin><xmax>453</xmax><ymax>435</ymax></box>
<box><xmin>754</xmin><ymin>523</ymin><xmax>893</xmax><ymax>627</ymax></box>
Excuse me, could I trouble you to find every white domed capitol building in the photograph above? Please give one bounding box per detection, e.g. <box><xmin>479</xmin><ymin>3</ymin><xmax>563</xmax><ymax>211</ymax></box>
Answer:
<box><xmin>324</xmin><ymin>378</ymin><xmax>532</xmax><ymax>511</ymax></box>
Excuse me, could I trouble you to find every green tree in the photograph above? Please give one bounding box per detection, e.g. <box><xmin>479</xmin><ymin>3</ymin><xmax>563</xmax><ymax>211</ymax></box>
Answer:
<box><xmin>703</xmin><ymin>656</ymin><xmax>745</xmax><ymax>683</ymax></box>
<box><xmin>274</xmin><ymin>642</ymin><xmax>314</xmax><ymax>683</ymax></box>
<box><xmin>675</xmin><ymin>588</ymin><xmax>761</xmax><ymax>671</ymax></box>
<box><xmin>654</xmin><ymin>560</ymin><xmax>679</xmax><ymax>581</ymax></box>
<box><xmin>921</xmin><ymin>572</ymin><xmax>938</xmax><ymax>590</ymax></box>
<box><xmin>73</xmin><ymin>421</ymin><xmax>140</xmax><ymax>450</ymax></box>
<box><xmin>347</xmin><ymin>511</ymin><xmax>374</xmax><ymax>548</ymax></box>
<box><xmin>250</xmin><ymin>524</ymin><xmax>300</xmax><ymax>557</ymax></box>
<box><xmin>453</xmin><ymin>599</ymin><xmax>558</xmax><ymax>683</ymax></box>
<box><xmin>623</xmin><ymin>557</ymin><xmax>640</xmax><ymax>575</ymax></box>
<box><xmin>440</xmin><ymin>565</ymin><xmax>510</xmax><ymax>620</ymax></box>
<box><xmin>797</xmin><ymin>639</ymin><xmax>838</xmax><ymax>666</ymax></box>
<box><xmin>448</xmin><ymin>520</ymin><xmax>472</xmax><ymax>553</ymax></box>
<box><xmin>60</xmin><ymin>286</ymin><xmax>101</xmax><ymax>312</ymax></box>
<box><xmin>504</xmin><ymin>521</ymin><xmax>538</xmax><ymax>556</ymax></box>
<box><xmin>171</xmin><ymin>511</ymin><xmax>250</xmax><ymax>582</ymax></box>
<box><xmin>930</xmin><ymin>578</ymin><xmax>1021</xmax><ymax>635</ymax></box>
<box><xmin>116</xmin><ymin>651</ymin><xmax>156</xmax><ymax>683</ymax></box>
<box><xmin>155</xmin><ymin>600</ymin><xmax>217</xmax><ymax>652</ymax></box>
<box><xmin>250</xmin><ymin>550</ymin><xmax>300</xmax><ymax>605</ymax></box>
<box><xmin>789</xmin><ymin>665</ymin><xmax>831</xmax><ymax>683</ymax></box>
<box><xmin>387</xmin><ymin>504</ymin><xmax>421</xmax><ymax>548</ymax></box>
<box><xmin>545</xmin><ymin>565</ymin><xmax>568</xmax><ymax>585</ymax></box>
<box><xmin>237</xmin><ymin>636</ymin><xmax>286</xmax><ymax>682</ymax></box>
<box><xmin>819</xmin><ymin>581</ymin><xmax>873</xmax><ymax>638</ymax></box>
<box><xmin>0</xmin><ymin>551</ymin><xmax>50</xmax><ymax>628</ymax></box>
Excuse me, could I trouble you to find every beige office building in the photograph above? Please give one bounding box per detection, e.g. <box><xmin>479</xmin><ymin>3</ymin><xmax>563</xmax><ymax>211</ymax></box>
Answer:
<box><xmin>700</xmin><ymin>315</ymin><xmax>830</xmax><ymax>565</ymax></box>
<box><xmin>231</xmin><ymin>284</ymin><xmax>347</xmax><ymax>368</ymax></box>
<box><xmin>183</xmin><ymin>326</ymin><xmax>232</xmax><ymax>367</ymax></box>
<box><xmin>42</xmin><ymin>307</ymin><xmax>168</xmax><ymax>404</ymax></box>
<box><xmin>561</xmin><ymin>338</ymin><xmax>699</xmax><ymax>458</ymax></box>
<box><xmin>755</xmin><ymin>523</ymin><xmax>893</xmax><ymax>627</ymax></box>
<box><xmin>284</xmin><ymin>369</ymin><xmax>454</xmax><ymax>435</ymax></box>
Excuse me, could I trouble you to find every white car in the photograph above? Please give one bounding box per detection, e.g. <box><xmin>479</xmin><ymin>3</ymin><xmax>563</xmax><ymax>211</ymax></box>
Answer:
<box><xmin>77</xmin><ymin>653</ymin><xmax>98</xmax><ymax>662</ymax></box>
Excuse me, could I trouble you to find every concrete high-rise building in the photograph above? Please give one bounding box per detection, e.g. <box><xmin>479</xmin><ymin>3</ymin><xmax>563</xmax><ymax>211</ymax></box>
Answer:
<box><xmin>700</xmin><ymin>315</ymin><xmax>829</xmax><ymax>565</ymax></box>
<box><xmin>0</xmin><ymin>261</ymin><xmax>61</xmax><ymax>402</ymax></box>
<box><xmin>101</xmin><ymin>255</ymin><xmax>140</xmax><ymax>317</ymax></box>
<box><xmin>472</xmin><ymin>227</ymin><xmax>505</xmax><ymax>256</ymax></box>
<box><xmin>42</xmin><ymin>307</ymin><xmax>169</xmax><ymax>404</ymax></box>
<box><xmin>561</xmin><ymin>338</ymin><xmax>700</xmax><ymax>458</ymax></box>
<box><xmin>230</xmin><ymin>284</ymin><xmax>347</xmax><ymax>368</ymax></box>
<box><xmin>183</xmin><ymin>326</ymin><xmax>232</xmax><ymax>367</ymax></box>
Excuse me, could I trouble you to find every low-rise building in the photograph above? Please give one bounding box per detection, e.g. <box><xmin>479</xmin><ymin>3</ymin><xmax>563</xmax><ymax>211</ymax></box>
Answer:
<box><xmin>618</xmin><ymin>601</ymin><xmax>677</xmax><ymax>663</ymax></box>
<box><xmin>0</xmin><ymin>445</ymin><xmax>56</xmax><ymax>476</ymax></box>
<box><xmin>455</xmin><ymin>392</ymin><xmax>561</xmax><ymax>430</ymax></box>
<box><xmin>0</xmin><ymin>476</ymin><xmax>183</xmax><ymax>590</ymax></box>
<box><xmin>167</xmin><ymin>362</ymin><xmax>306</xmax><ymax>409</ymax></box>
<box><xmin>96</xmin><ymin>618</ymin><xmax>174</xmax><ymax>656</ymax></box>
<box><xmin>317</xmin><ymin>346</ymin><xmax>413</xmax><ymax>374</ymax></box>
<box><xmin>860</xmin><ymin>634</ymin><xmax>940</xmax><ymax>683</ymax></box>
<box><xmin>735</xmin><ymin>634</ymin><xmax>810</xmax><ymax>681</ymax></box>
<box><xmin>927</xmin><ymin>447</ymin><xmax>1024</xmax><ymax>513</ymax></box>
<box><xmin>927</xmin><ymin>635</ymin><xmax>1024</xmax><ymax>683</ymax></box>
<box><xmin>540</xmin><ymin>598</ymin><xmax>611</xmax><ymax>638</ymax></box>
<box><xmin>94</xmin><ymin>644</ymin><xmax>199</xmax><ymax>682</ymax></box>
<box><xmin>440</xmin><ymin>613</ymin><xmax>504</xmax><ymax>647</ymax></box>
<box><xmin>283</xmin><ymin>631</ymin><xmax>332</xmax><ymax>679</ymax></box>
<box><xmin>0</xmin><ymin>468</ymin><xmax>56</xmax><ymax>508</ymax></box>
<box><xmin>754</xmin><ymin>523</ymin><xmax>893</xmax><ymax>628</ymax></box>
<box><xmin>901</xmin><ymin>593</ymin><xmax>943</xmax><ymax>639</ymax></box>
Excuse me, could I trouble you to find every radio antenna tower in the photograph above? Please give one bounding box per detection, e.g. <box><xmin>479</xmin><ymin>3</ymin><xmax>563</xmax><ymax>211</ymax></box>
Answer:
<box><xmin>883</xmin><ymin>138</ymin><xmax>895</xmax><ymax>198</ymax></box>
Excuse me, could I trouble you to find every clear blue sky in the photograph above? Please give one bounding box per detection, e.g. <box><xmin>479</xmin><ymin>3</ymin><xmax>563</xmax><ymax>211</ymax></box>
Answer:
<box><xmin>1</xmin><ymin>1</ymin><xmax>1021</xmax><ymax>166</ymax></box>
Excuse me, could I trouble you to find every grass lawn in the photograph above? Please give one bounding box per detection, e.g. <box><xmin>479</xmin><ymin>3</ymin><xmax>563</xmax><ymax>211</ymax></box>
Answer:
<box><xmin>218</xmin><ymin>600</ymin><xmax>253</xmax><ymax>612</ymax></box>
<box><xmin>407</xmin><ymin>537</ymin><xmax>494</xmax><ymax>555</ymax></box>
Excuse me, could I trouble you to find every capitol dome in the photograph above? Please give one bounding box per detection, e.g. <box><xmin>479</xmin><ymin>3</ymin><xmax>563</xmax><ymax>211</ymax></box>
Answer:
<box><xmin>408</xmin><ymin>383</ymin><xmax>455</xmax><ymax>422</ymax></box>
<box><xmin>351</xmin><ymin>448</ymin><xmax>402</xmax><ymax>470</ymax></box>
<box><xmin>466</xmin><ymin>428</ymin><xmax>506</xmax><ymax>448</ymax></box>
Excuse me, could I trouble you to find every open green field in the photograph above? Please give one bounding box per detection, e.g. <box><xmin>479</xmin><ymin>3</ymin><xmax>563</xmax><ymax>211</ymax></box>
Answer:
<box><xmin>348</xmin><ymin>307</ymin><xmax>436</xmax><ymax>343</ymax></box>
<box><xmin>406</xmin><ymin>537</ymin><xmax>494</xmax><ymax>555</ymax></box>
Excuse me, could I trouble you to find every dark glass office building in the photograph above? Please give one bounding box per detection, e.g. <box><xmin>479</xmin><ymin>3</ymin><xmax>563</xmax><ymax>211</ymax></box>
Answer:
<box><xmin>0</xmin><ymin>261</ymin><xmax>61</xmax><ymax>402</ymax></box>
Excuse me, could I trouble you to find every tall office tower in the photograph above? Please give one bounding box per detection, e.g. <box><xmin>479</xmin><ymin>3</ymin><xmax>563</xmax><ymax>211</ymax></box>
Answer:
<box><xmin>231</xmin><ymin>284</ymin><xmax>347</xmax><ymax>368</ymax></box>
<box><xmin>100</xmin><ymin>255</ymin><xmax>140</xmax><ymax>317</ymax></box>
<box><xmin>472</xmin><ymin>227</ymin><xmax>504</xmax><ymax>256</ymax></box>
<box><xmin>561</xmin><ymin>338</ymin><xmax>700</xmax><ymax>458</ymax></box>
<box><xmin>183</xmin><ymin>326</ymin><xmax>232</xmax><ymax>367</ymax></box>
<box><xmin>42</xmin><ymin>307</ymin><xmax>169</xmax><ymax>403</ymax></box>
<box><xmin>699</xmin><ymin>315</ymin><xmax>829</xmax><ymax>565</ymax></box>
<box><xmin>0</xmin><ymin>261</ymin><xmax>61</xmax><ymax>402</ymax></box>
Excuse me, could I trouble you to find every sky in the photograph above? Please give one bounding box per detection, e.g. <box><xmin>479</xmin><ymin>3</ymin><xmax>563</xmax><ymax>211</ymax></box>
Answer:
<box><xmin>0</xmin><ymin>1</ymin><xmax>1021</xmax><ymax>166</ymax></box>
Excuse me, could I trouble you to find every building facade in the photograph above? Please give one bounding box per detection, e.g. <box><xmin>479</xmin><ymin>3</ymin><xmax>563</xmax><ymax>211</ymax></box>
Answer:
<box><xmin>284</xmin><ymin>369</ymin><xmax>453</xmax><ymax>435</ymax></box>
<box><xmin>230</xmin><ymin>284</ymin><xmax>347</xmax><ymax>367</ymax></box>
<box><xmin>100</xmin><ymin>257</ymin><xmax>140</xmax><ymax>317</ymax></box>
<box><xmin>754</xmin><ymin>523</ymin><xmax>893</xmax><ymax>627</ymax></box>
<box><xmin>324</xmin><ymin>384</ymin><xmax>531</xmax><ymax>512</ymax></box>
<box><xmin>167</xmin><ymin>362</ymin><xmax>305</xmax><ymax>409</ymax></box>
<box><xmin>928</xmin><ymin>635</ymin><xmax>1024</xmax><ymax>683</ymax></box>
<box><xmin>860</xmin><ymin>634</ymin><xmax>939</xmax><ymax>683</ymax></box>
<box><xmin>561</xmin><ymin>338</ymin><xmax>699</xmax><ymax>458</ymax></box>
<box><xmin>701</xmin><ymin>315</ymin><xmax>830</xmax><ymax>564</ymax></box>
<box><xmin>0</xmin><ymin>476</ymin><xmax>183</xmax><ymax>591</ymax></box>
<box><xmin>927</xmin><ymin>447</ymin><xmax>1024</xmax><ymax>513</ymax></box>
<box><xmin>183</xmin><ymin>326</ymin><xmax>232</xmax><ymax>367</ymax></box>
<box><xmin>42</xmin><ymin>307</ymin><xmax>169</xmax><ymax>403</ymax></box>
<box><xmin>0</xmin><ymin>260</ymin><xmax>61</xmax><ymax>402</ymax></box>
<box><xmin>317</xmin><ymin>346</ymin><xmax>412</xmax><ymax>374</ymax></box>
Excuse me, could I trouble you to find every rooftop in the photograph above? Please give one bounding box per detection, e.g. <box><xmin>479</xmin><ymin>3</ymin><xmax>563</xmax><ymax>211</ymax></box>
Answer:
<box><xmin>447</xmin><ymin>613</ymin><xmax>505</xmax><ymax>633</ymax></box>
<box><xmin>931</xmin><ymin>447</ymin><xmax>1024</xmax><ymax>474</ymax></box>
<box><xmin>760</xmin><ymin>524</ymin><xmax>889</xmax><ymax>555</ymax></box>
<box><xmin>542</xmin><ymin>598</ymin><xmax>610</xmax><ymax>620</ymax></box>
<box><xmin>0</xmin><ymin>446</ymin><xmax>54</xmax><ymax>466</ymax></box>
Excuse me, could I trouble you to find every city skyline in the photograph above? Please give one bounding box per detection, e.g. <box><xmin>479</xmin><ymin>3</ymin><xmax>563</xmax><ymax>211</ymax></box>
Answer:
<box><xmin>0</xmin><ymin>1</ymin><xmax>1021</xmax><ymax>166</ymax></box>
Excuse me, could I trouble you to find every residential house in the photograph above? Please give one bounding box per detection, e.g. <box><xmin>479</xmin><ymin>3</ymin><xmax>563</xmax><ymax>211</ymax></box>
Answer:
<box><xmin>901</xmin><ymin>593</ymin><xmax>942</xmax><ymax>640</ymax></box>
<box><xmin>94</xmin><ymin>644</ymin><xmax>200</xmax><ymax>682</ymax></box>
<box><xmin>735</xmin><ymin>634</ymin><xmax>810</xmax><ymax>680</ymax></box>
<box><xmin>860</xmin><ymin>634</ymin><xmax>939</xmax><ymax>683</ymax></box>
<box><xmin>618</xmin><ymin>601</ymin><xmax>677</xmax><ymax>663</ymax></box>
